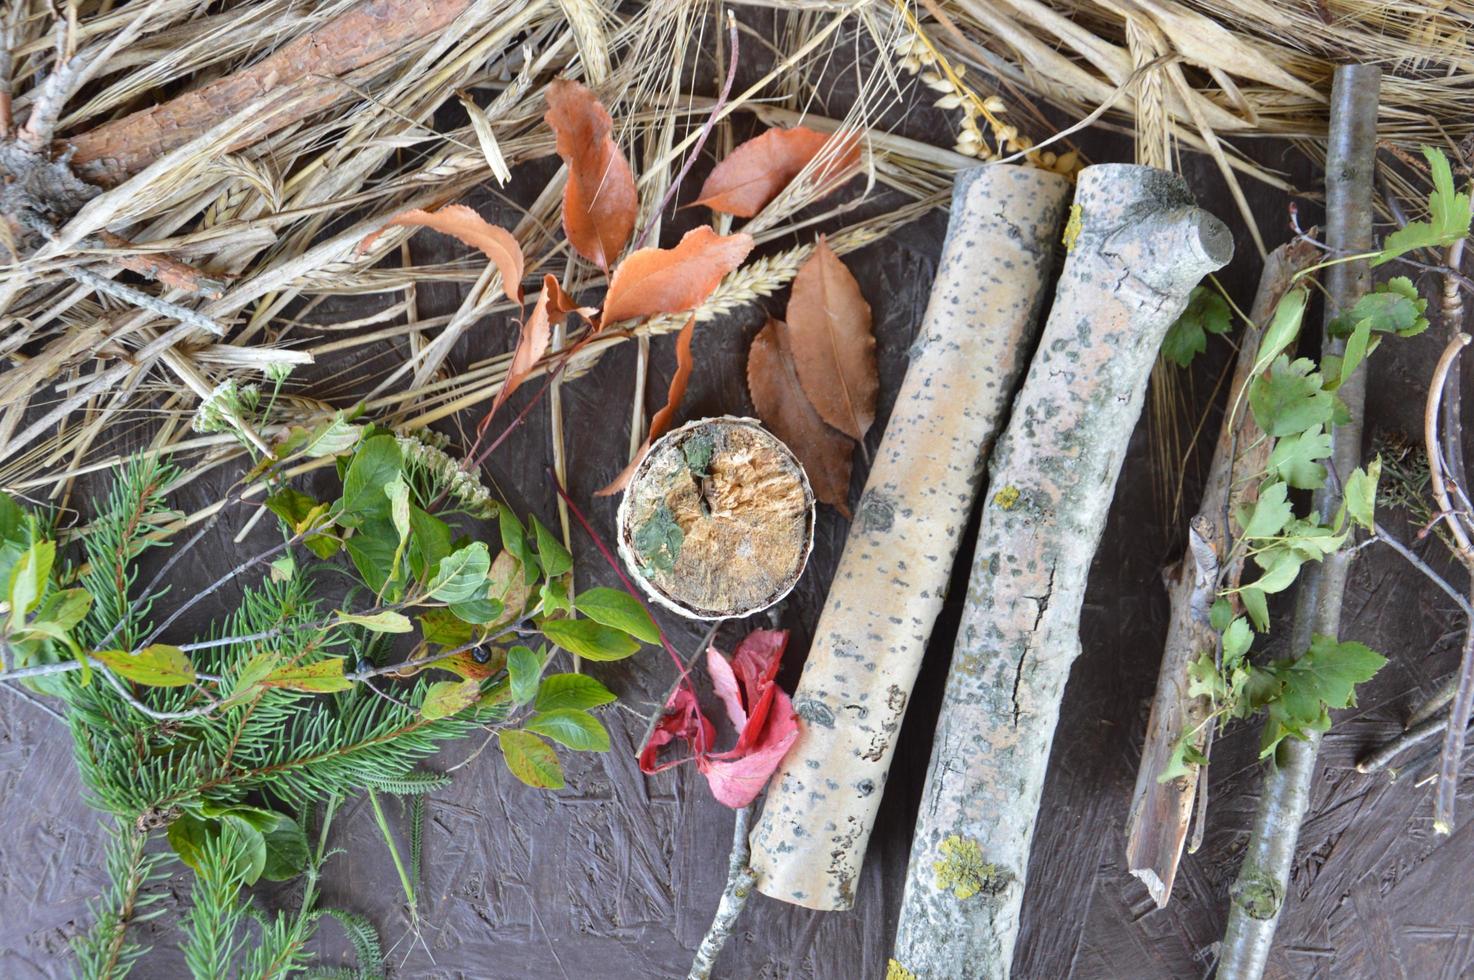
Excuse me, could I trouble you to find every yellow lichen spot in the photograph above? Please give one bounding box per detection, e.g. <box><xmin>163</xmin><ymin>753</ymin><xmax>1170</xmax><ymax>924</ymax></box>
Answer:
<box><xmin>933</xmin><ymin>834</ymin><xmax>1002</xmax><ymax>901</ymax></box>
<box><xmin>887</xmin><ymin>959</ymin><xmax>918</xmax><ymax>980</ymax></box>
<box><xmin>993</xmin><ymin>485</ymin><xmax>1020</xmax><ymax>510</ymax></box>
<box><xmin>1062</xmin><ymin>203</ymin><xmax>1083</xmax><ymax>252</ymax></box>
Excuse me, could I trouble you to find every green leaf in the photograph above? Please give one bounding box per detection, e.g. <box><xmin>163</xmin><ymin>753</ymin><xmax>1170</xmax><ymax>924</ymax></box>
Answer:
<box><xmin>300</xmin><ymin>414</ymin><xmax>362</xmax><ymax>457</ymax></box>
<box><xmin>218</xmin><ymin>815</ymin><xmax>270</xmax><ymax>884</ymax></box>
<box><xmin>1284</xmin><ymin>634</ymin><xmax>1388</xmax><ymax>710</ymax></box>
<box><xmin>1160</xmin><ymin>285</ymin><xmax>1232</xmax><ymax>367</ymax></box>
<box><xmin>420</xmin><ymin>678</ymin><xmax>481</xmax><ymax>719</ymax></box>
<box><xmin>94</xmin><ymin>644</ymin><xmax>195</xmax><ymax>687</ymax></box>
<box><xmin>166</xmin><ymin>812</ymin><xmax>214</xmax><ymax>874</ymax></box>
<box><xmin>408</xmin><ymin>506</ymin><xmax>453</xmax><ymax>581</ymax></box>
<box><xmin>261</xmin><ymin>658</ymin><xmax>353</xmax><ymax>693</ymax></box>
<box><xmin>336</xmin><ymin>609</ymin><xmax>413</xmax><ymax>634</ymax></box>
<box><xmin>524</xmin><ymin>708</ymin><xmax>610</xmax><ymax>752</ymax></box>
<box><xmin>1253</xmin><ymin>286</ymin><xmax>1308</xmax><ymax>376</ymax></box>
<box><xmin>1187</xmin><ymin>654</ymin><xmax>1224</xmax><ymax>701</ymax></box>
<box><xmin>340</xmin><ymin>435</ymin><xmax>403</xmax><ymax>521</ymax></box>
<box><xmin>7</xmin><ymin>539</ymin><xmax>54</xmax><ymax>628</ymax></box>
<box><xmin>1330</xmin><ymin>277</ymin><xmax>1429</xmax><ymax>339</ymax></box>
<box><xmin>1222</xmin><ymin>617</ymin><xmax>1253</xmax><ymax>669</ymax></box>
<box><xmin>1339</xmin><ymin>315</ymin><xmax>1373</xmax><ymax>389</ymax></box>
<box><xmin>497</xmin><ymin>729</ymin><xmax>565</xmax><ymax>789</ymax></box>
<box><xmin>535</xmin><ymin>672</ymin><xmax>617</xmax><ymax>712</ymax></box>
<box><xmin>532</xmin><ymin>517</ymin><xmax>572</xmax><ymax>577</ymax></box>
<box><xmin>33</xmin><ymin>588</ymin><xmax>91</xmax><ymax>631</ymax></box>
<box><xmin>1251</xmin><ymin>547</ymin><xmax>1304</xmax><ymax>594</ymax></box>
<box><xmin>1250</xmin><ymin>356</ymin><xmax>1334</xmax><ymax>437</ymax></box>
<box><xmin>1344</xmin><ymin>457</ymin><xmax>1381</xmax><ymax>531</ymax></box>
<box><xmin>539</xmin><ymin>577</ymin><xmax>572</xmax><ymax>616</ymax></box>
<box><xmin>385</xmin><ymin>474</ymin><xmax>412</xmax><ymax>577</ymax></box>
<box><xmin>420</xmin><ymin>608</ymin><xmax>473</xmax><ymax>647</ymax></box>
<box><xmin>1209</xmin><ymin>597</ymin><xmax>1234</xmax><ymax>633</ymax></box>
<box><xmin>449</xmin><ymin>596</ymin><xmax>505</xmax><ymax>625</ymax></box>
<box><xmin>500</xmin><ymin>508</ymin><xmax>539</xmax><ymax>585</ymax></box>
<box><xmin>573</xmin><ymin>587</ymin><xmax>659</xmax><ymax>643</ymax></box>
<box><xmin>540</xmin><ymin>619</ymin><xmax>641</xmax><ymax>662</ymax></box>
<box><xmin>228</xmin><ymin>652</ymin><xmax>280</xmax><ymax>700</ymax></box>
<box><xmin>426</xmin><ymin>542</ymin><xmax>491</xmax><ymax>602</ymax></box>
<box><xmin>1375</xmin><ymin>147</ymin><xmax>1472</xmax><ymax>266</ymax></box>
<box><xmin>633</xmin><ymin>503</ymin><xmax>684</xmax><ymax>574</ymax></box>
<box><xmin>1267</xmin><ymin>426</ymin><xmax>1332</xmax><ymax>490</ymax></box>
<box><xmin>508</xmin><ymin>645</ymin><xmax>543</xmax><ymax>705</ymax></box>
<box><xmin>1157</xmin><ymin>731</ymin><xmax>1209</xmax><ymax>783</ymax></box>
<box><xmin>1240</xmin><ymin>480</ymin><xmax>1293</xmax><ymax>540</ymax></box>
<box><xmin>223</xmin><ymin>808</ymin><xmax>308</xmax><ymax>882</ymax></box>
<box><xmin>1241</xmin><ymin>586</ymin><xmax>1270</xmax><ymax>632</ymax></box>
<box><xmin>344</xmin><ymin>518</ymin><xmax>401</xmax><ymax>596</ymax></box>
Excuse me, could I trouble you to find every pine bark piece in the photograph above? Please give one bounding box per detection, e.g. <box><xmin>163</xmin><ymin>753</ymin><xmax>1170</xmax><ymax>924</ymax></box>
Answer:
<box><xmin>66</xmin><ymin>0</ymin><xmax>475</xmax><ymax>188</ymax></box>
<box><xmin>1216</xmin><ymin>64</ymin><xmax>1380</xmax><ymax>980</ymax></box>
<box><xmin>747</xmin><ymin>164</ymin><xmax>1072</xmax><ymax>911</ymax></box>
<box><xmin>616</xmin><ymin>417</ymin><xmax>815</xmax><ymax>620</ymax></box>
<box><xmin>890</xmin><ymin>164</ymin><xmax>1232</xmax><ymax>979</ymax></box>
<box><xmin>1124</xmin><ymin>236</ymin><xmax>1319</xmax><ymax>909</ymax></box>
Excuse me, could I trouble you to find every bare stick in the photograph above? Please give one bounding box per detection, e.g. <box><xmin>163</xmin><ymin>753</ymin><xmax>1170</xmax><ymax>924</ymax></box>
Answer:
<box><xmin>688</xmin><ymin>804</ymin><xmax>756</xmax><ymax>980</ymax></box>
<box><xmin>1372</xmin><ymin>521</ymin><xmax>1473</xmax><ymax>618</ymax></box>
<box><xmin>1357</xmin><ymin>713</ymin><xmax>1453</xmax><ymax>774</ymax></box>
<box><xmin>63</xmin><ymin>266</ymin><xmax>227</xmax><ymax>337</ymax></box>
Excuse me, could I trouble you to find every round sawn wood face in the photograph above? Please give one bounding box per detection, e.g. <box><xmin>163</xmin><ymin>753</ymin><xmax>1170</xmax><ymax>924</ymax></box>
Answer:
<box><xmin>618</xmin><ymin>417</ymin><xmax>815</xmax><ymax>620</ymax></box>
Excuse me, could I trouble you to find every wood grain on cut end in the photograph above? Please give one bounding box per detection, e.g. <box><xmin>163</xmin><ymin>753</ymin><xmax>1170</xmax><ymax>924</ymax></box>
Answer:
<box><xmin>891</xmin><ymin>164</ymin><xmax>1232</xmax><ymax>979</ymax></box>
<box><xmin>748</xmin><ymin>164</ymin><xmax>1072</xmax><ymax>911</ymax></box>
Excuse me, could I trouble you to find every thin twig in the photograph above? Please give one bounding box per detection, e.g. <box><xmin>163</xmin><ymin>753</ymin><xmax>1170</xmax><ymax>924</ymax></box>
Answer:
<box><xmin>1357</xmin><ymin>712</ymin><xmax>1452</xmax><ymax>774</ymax></box>
<box><xmin>1372</xmin><ymin>521</ymin><xmax>1473</xmax><ymax>618</ymax></box>
<box><xmin>688</xmin><ymin>803</ymin><xmax>757</xmax><ymax>980</ymax></box>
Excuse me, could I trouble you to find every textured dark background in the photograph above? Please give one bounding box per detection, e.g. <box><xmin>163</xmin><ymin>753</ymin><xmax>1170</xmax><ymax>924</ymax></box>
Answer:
<box><xmin>2</xmin><ymin>37</ymin><xmax>1471</xmax><ymax>980</ymax></box>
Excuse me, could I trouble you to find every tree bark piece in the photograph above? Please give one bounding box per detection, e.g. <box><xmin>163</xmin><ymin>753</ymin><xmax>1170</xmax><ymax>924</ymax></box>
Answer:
<box><xmin>1216</xmin><ymin>64</ymin><xmax>1380</xmax><ymax>980</ymax></box>
<box><xmin>1124</xmin><ymin>235</ymin><xmax>1319</xmax><ymax>909</ymax></box>
<box><xmin>65</xmin><ymin>0</ymin><xmax>475</xmax><ymax>188</ymax></box>
<box><xmin>890</xmin><ymin>163</ymin><xmax>1231</xmax><ymax>979</ymax></box>
<box><xmin>748</xmin><ymin>164</ymin><xmax>1071</xmax><ymax>910</ymax></box>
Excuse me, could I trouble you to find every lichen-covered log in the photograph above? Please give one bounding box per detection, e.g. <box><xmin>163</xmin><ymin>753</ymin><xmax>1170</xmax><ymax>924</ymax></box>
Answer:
<box><xmin>890</xmin><ymin>164</ymin><xmax>1232</xmax><ymax>979</ymax></box>
<box><xmin>1124</xmin><ymin>236</ymin><xmax>1319</xmax><ymax>909</ymax></box>
<box><xmin>748</xmin><ymin>164</ymin><xmax>1071</xmax><ymax>910</ymax></box>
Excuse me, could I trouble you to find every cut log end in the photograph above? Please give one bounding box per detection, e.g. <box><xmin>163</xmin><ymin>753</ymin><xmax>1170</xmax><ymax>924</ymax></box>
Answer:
<box><xmin>616</xmin><ymin>417</ymin><xmax>815</xmax><ymax>620</ymax></box>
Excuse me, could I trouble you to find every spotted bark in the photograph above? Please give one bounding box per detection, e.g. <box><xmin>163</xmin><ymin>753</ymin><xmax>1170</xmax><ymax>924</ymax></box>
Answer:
<box><xmin>748</xmin><ymin>164</ymin><xmax>1071</xmax><ymax>910</ymax></box>
<box><xmin>890</xmin><ymin>164</ymin><xmax>1232</xmax><ymax>979</ymax></box>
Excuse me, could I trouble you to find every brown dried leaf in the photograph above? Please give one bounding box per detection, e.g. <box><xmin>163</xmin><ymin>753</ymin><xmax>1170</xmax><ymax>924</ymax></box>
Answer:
<box><xmin>358</xmin><ymin>205</ymin><xmax>524</xmax><ymax>304</ymax></box>
<box><xmin>747</xmin><ymin>319</ymin><xmax>854</xmax><ymax>517</ymax></box>
<box><xmin>488</xmin><ymin>276</ymin><xmax>597</xmax><ymax>421</ymax></box>
<box><xmin>597</xmin><ymin>315</ymin><xmax>697</xmax><ymax>496</ymax></box>
<box><xmin>693</xmin><ymin>126</ymin><xmax>861</xmax><ymax>217</ymax></box>
<box><xmin>602</xmin><ymin>227</ymin><xmax>754</xmax><ymax>325</ymax></box>
<box><xmin>544</xmin><ymin>78</ymin><xmax>638</xmax><ymax>272</ymax></box>
<box><xmin>785</xmin><ymin>236</ymin><xmax>876</xmax><ymax>441</ymax></box>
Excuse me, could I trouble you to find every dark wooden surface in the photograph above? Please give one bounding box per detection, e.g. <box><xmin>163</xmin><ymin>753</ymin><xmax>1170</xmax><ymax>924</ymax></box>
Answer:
<box><xmin>3</xmin><ymin>59</ymin><xmax>1473</xmax><ymax>980</ymax></box>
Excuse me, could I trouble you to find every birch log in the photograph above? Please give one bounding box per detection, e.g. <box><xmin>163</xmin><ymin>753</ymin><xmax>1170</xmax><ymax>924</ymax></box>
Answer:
<box><xmin>748</xmin><ymin>164</ymin><xmax>1071</xmax><ymax>910</ymax></box>
<box><xmin>1124</xmin><ymin>236</ymin><xmax>1319</xmax><ymax>908</ymax></box>
<box><xmin>890</xmin><ymin>164</ymin><xmax>1232</xmax><ymax>979</ymax></box>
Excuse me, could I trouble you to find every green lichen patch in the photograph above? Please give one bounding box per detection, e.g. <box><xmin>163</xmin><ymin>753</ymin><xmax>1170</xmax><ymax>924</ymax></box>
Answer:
<box><xmin>1230</xmin><ymin>868</ymin><xmax>1283</xmax><ymax>921</ymax></box>
<box><xmin>932</xmin><ymin>834</ymin><xmax>1009</xmax><ymax>900</ymax></box>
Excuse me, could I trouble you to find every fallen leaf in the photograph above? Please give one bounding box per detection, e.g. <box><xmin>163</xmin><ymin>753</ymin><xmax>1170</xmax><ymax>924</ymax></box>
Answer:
<box><xmin>785</xmin><ymin>236</ymin><xmax>876</xmax><ymax>441</ymax></box>
<box><xmin>596</xmin><ymin>315</ymin><xmax>697</xmax><ymax>496</ymax></box>
<box><xmin>544</xmin><ymin>78</ymin><xmax>638</xmax><ymax>272</ymax></box>
<box><xmin>358</xmin><ymin>205</ymin><xmax>524</xmax><ymax>304</ymax></box>
<box><xmin>601</xmin><ymin>226</ymin><xmax>754</xmax><ymax>325</ymax></box>
<box><xmin>693</xmin><ymin>126</ymin><xmax>860</xmax><ymax>217</ymax></box>
<box><xmin>638</xmin><ymin>683</ymin><xmax>715</xmax><ymax>773</ymax></box>
<box><xmin>747</xmin><ymin>318</ymin><xmax>854</xmax><ymax>516</ymax></box>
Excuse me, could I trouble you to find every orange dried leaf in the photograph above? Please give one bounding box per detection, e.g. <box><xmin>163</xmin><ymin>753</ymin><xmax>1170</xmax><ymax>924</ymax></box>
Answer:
<box><xmin>693</xmin><ymin>126</ymin><xmax>861</xmax><ymax>217</ymax></box>
<box><xmin>747</xmin><ymin>319</ymin><xmax>854</xmax><ymax>517</ymax></box>
<box><xmin>488</xmin><ymin>276</ymin><xmax>597</xmax><ymax>422</ymax></box>
<box><xmin>545</xmin><ymin>79</ymin><xmax>638</xmax><ymax>272</ymax></box>
<box><xmin>785</xmin><ymin>236</ymin><xmax>876</xmax><ymax>441</ymax></box>
<box><xmin>358</xmin><ymin>205</ymin><xmax>524</xmax><ymax>304</ymax></box>
<box><xmin>597</xmin><ymin>315</ymin><xmax>698</xmax><ymax>496</ymax></box>
<box><xmin>602</xmin><ymin>227</ymin><xmax>754</xmax><ymax>325</ymax></box>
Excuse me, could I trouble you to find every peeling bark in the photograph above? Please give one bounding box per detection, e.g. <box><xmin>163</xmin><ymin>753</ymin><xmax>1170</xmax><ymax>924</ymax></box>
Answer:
<box><xmin>748</xmin><ymin>165</ymin><xmax>1071</xmax><ymax>910</ymax></box>
<box><xmin>1124</xmin><ymin>236</ymin><xmax>1319</xmax><ymax>909</ymax></box>
<box><xmin>890</xmin><ymin>164</ymin><xmax>1232</xmax><ymax>979</ymax></box>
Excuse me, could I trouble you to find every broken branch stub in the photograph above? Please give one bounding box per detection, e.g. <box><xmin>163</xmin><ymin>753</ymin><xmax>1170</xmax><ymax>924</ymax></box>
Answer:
<box><xmin>890</xmin><ymin>164</ymin><xmax>1232</xmax><ymax>979</ymax></box>
<box><xmin>748</xmin><ymin>164</ymin><xmax>1072</xmax><ymax>910</ymax></box>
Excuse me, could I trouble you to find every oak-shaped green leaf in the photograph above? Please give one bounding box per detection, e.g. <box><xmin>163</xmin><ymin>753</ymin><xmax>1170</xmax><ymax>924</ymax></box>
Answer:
<box><xmin>524</xmin><ymin>708</ymin><xmax>610</xmax><ymax>752</ymax></box>
<box><xmin>1161</xmin><ymin>285</ymin><xmax>1232</xmax><ymax>367</ymax></box>
<box><xmin>498</xmin><ymin>729</ymin><xmax>565</xmax><ymax>789</ymax></box>
<box><xmin>573</xmin><ymin>587</ymin><xmax>659</xmax><ymax>643</ymax></box>
<box><xmin>426</xmin><ymin>542</ymin><xmax>490</xmax><ymax>602</ymax></box>
<box><xmin>1344</xmin><ymin>457</ymin><xmax>1381</xmax><ymax>531</ymax></box>
<box><xmin>1240</xmin><ymin>480</ymin><xmax>1293</xmax><ymax>540</ymax></box>
<box><xmin>1267</xmin><ymin>425</ymin><xmax>1332</xmax><ymax>490</ymax></box>
<box><xmin>94</xmin><ymin>644</ymin><xmax>195</xmax><ymax>687</ymax></box>
<box><xmin>1250</xmin><ymin>356</ymin><xmax>1333</xmax><ymax>437</ymax></box>
<box><xmin>1241</xmin><ymin>586</ymin><xmax>1270</xmax><ymax>633</ymax></box>
<box><xmin>540</xmin><ymin>619</ymin><xmax>641</xmax><ymax>662</ymax></box>
<box><xmin>534</xmin><ymin>673</ymin><xmax>617</xmax><ymax>712</ymax></box>
<box><xmin>1283</xmin><ymin>634</ymin><xmax>1388</xmax><ymax>710</ymax></box>
<box><xmin>1375</xmin><ymin>147</ymin><xmax>1472</xmax><ymax>266</ymax></box>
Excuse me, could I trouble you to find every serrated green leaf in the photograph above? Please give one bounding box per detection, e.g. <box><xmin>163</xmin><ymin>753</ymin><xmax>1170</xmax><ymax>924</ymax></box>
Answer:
<box><xmin>1157</xmin><ymin>731</ymin><xmax>1209</xmax><ymax>783</ymax></box>
<box><xmin>1267</xmin><ymin>425</ymin><xmax>1332</xmax><ymax>490</ymax></box>
<box><xmin>420</xmin><ymin>678</ymin><xmax>481</xmax><ymax>719</ymax></box>
<box><xmin>1251</xmin><ymin>547</ymin><xmax>1303</xmax><ymax>594</ymax></box>
<box><xmin>1284</xmin><ymin>634</ymin><xmax>1387</xmax><ymax>710</ymax></box>
<box><xmin>1375</xmin><ymin>147</ymin><xmax>1472</xmax><ymax>266</ymax></box>
<box><xmin>572</xmin><ymin>587</ymin><xmax>659</xmax><ymax>643</ymax></box>
<box><xmin>1241</xmin><ymin>586</ymin><xmax>1270</xmax><ymax>632</ymax></box>
<box><xmin>531</xmin><ymin>517</ymin><xmax>572</xmax><ymax>577</ymax></box>
<box><xmin>1222</xmin><ymin>617</ymin><xmax>1252</xmax><ymax>669</ymax></box>
<box><xmin>1187</xmin><ymin>654</ymin><xmax>1224</xmax><ymax>701</ymax></box>
<box><xmin>1330</xmin><ymin>277</ymin><xmax>1429</xmax><ymax>339</ymax></box>
<box><xmin>262</xmin><ymin>658</ymin><xmax>352</xmax><ymax>693</ymax></box>
<box><xmin>498</xmin><ymin>729</ymin><xmax>565</xmax><ymax>789</ymax></box>
<box><xmin>336</xmin><ymin>609</ymin><xmax>413</xmax><ymax>633</ymax></box>
<box><xmin>1344</xmin><ymin>457</ymin><xmax>1381</xmax><ymax>531</ymax></box>
<box><xmin>534</xmin><ymin>673</ymin><xmax>617</xmax><ymax>712</ymax></box>
<box><xmin>1250</xmin><ymin>356</ymin><xmax>1334</xmax><ymax>437</ymax></box>
<box><xmin>1241</xmin><ymin>480</ymin><xmax>1293</xmax><ymax>540</ymax></box>
<box><xmin>1161</xmin><ymin>285</ymin><xmax>1232</xmax><ymax>367</ymax></box>
<box><xmin>508</xmin><ymin>645</ymin><xmax>543</xmax><ymax>705</ymax></box>
<box><xmin>540</xmin><ymin>619</ymin><xmax>641</xmax><ymax>661</ymax></box>
<box><xmin>524</xmin><ymin>708</ymin><xmax>610</xmax><ymax>752</ymax></box>
<box><xmin>94</xmin><ymin>644</ymin><xmax>196</xmax><ymax>687</ymax></box>
<box><xmin>426</xmin><ymin>542</ymin><xmax>490</xmax><ymax>602</ymax></box>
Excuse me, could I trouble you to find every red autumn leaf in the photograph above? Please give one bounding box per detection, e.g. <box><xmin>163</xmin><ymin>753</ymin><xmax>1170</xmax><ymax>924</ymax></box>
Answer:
<box><xmin>486</xmin><ymin>275</ymin><xmax>595</xmax><ymax>425</ymax></box>
<box><xmin>747</xmin><ymin>317</ymin><xmax>855</xmax><ymax>517</ymax></box>
<box><xmin>596</xmin><ymin>314</ymin><xmax>697</xmax><ymax>496</ymax></box>
<box><xmin>785</xmin><ymin>235</ymin><xmax>877</xmax><ymax>441</ymax></box>
<box><xmin>638</xmin><ymin>628</ymin><xmax>799</xmax><ymax>808</ymax></box>
<box><xmin>358</xmin><ymin>204</ymin><xmax>524</xmax><ymax>304</ymax></box>
<box><xmin>601</xmin><ymin>226</ymin><xmax>754</xmax><ymax>325</ymax></box>
<box><xmin>693</xmin><ymin>126</ymin><xmax>861</xmax><ymax>217</ymax></box>
<box><xmin>544</xmin><ymin>78</ymin><xmax>638</xmax><ymax>272</ymax></box>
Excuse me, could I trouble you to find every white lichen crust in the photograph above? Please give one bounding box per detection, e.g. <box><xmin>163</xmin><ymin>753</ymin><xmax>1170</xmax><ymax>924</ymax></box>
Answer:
<box><xmin>890</xmin><ymin>164</ymin><xmax>1232</xmax><ymax>979</ymax></box>
<box><xmin>748</xmin><ymin>164</ymin><xmax>1072</xmax><ymax>910</ymax></box>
